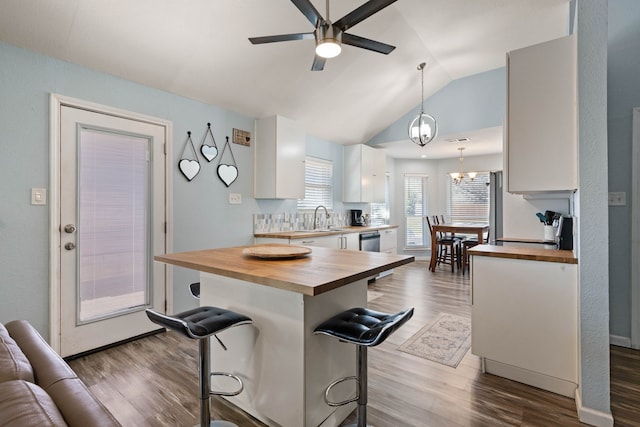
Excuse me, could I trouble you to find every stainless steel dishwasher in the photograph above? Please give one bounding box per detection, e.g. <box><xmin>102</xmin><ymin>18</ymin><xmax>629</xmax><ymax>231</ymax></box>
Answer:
<box><xmin>359</xmin><ymin>231</ymin><xmax>380</xmax><ymax>252</ymax></box>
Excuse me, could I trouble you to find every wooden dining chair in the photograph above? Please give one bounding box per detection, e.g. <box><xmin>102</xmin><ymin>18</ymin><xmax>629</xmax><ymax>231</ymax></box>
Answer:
<box><xmin>426</xmin><ymin>216</ymin><xmax>459</xmax><ymax>272</ymax></box>
<box><xmin>461</xmin><ymin>227</ymin><xmax>490</xmax><ymax>274</ymax></box>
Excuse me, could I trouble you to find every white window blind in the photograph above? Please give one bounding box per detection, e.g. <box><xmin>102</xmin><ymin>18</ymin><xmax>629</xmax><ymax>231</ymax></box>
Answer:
<box><xmin>297</xmin><ymin>156</ymin><xmax>333</xmax><ymax>210</ymax></box>
<box><xmin>404</xmin><ymin>174</ymin><xmax>428</xmax><ymax>248</ymax></box>
<box><xmin>448</xmin><ymin>172</ymin><xmax>490</xmax><ymax>223</ymax></box>
<box><xmin>369</xmin><ymin>174</ymin><xmax>389</xmax><ymax>226</ymax></box>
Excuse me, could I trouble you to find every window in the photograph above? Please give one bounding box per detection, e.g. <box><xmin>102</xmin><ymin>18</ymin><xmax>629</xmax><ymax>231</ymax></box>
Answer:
<box><xmin>404</xmin><ymin>174</ymin><xmax>428</xmax><ymax>248</ymax></box>
<box><xmin>369</xmin><ymin>174</ymin><xmax>389</xmax><ymax>226</ymax></box>
<box><xmin>448</xmin><ymin>172</ymin><xmax>490</xmax><ymax>223</ymax></box>
<box><xmin>297</xmin><ymin>156</ymin><xmax>333</xmax><ymax>210</ymax></box>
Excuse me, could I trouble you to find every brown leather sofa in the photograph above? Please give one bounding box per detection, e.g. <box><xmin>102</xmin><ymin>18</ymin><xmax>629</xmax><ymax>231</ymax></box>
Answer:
<box><xmin>0</xmin><ymin>320</ymin><xmax>121</xmax><ymax>427</ymax></box>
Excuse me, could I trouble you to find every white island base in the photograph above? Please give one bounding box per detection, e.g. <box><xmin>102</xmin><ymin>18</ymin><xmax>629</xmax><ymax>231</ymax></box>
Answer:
<box><xmin>200</xmin><ymin>272</ymin><xmax>365</xmax><ymax>427</ymax></box>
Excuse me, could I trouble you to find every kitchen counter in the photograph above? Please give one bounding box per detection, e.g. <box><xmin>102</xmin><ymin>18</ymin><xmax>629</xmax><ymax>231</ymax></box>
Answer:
<box><xmin>154</xmin><ymin>243</ymin><xmax>412</xmax><ymax>296</ymax></box>
<box><xmin>154</xmin><ymin>245</ymin><xmax>413</xmax><ymax>427</ymax></box>
<box><xmin>468</xmin><ymin>243</ymin><xmax>577</xmax><ymax>264</ymax></box>
<box><xmin>254</xmin><ymin>224</ymin><xmax>398</xmax><ymax>239</ymax></box>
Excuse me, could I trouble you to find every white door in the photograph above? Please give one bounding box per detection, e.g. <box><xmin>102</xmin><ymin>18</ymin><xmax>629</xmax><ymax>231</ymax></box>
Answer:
<box><xmin>57</xmin><ymin>103</ymin><xmax>168</xmax><ymax>357</ymax></box>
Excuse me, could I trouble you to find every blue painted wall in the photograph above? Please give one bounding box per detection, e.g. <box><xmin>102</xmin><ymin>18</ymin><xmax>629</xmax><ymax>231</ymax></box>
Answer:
<box><xmin>607</xmin><ymin>0</ymin><xmax>640</xmax><ymax>340</ymax></box>
<box><xmin>0</xmin><ymin>40</ymin><xmax>351</xmax><ymax>337</ymax></box>
<box><xmin>368</xmin><ymin>67</ymin><xmax>506</xmax><ymax>145</ymax></box>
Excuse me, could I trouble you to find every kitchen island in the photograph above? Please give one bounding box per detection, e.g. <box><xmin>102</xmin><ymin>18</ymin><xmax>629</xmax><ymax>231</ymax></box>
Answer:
<box><xmin>155</xmin><ymin>245</ymin><xmax>414</xmax><ymax>427</ymax></box>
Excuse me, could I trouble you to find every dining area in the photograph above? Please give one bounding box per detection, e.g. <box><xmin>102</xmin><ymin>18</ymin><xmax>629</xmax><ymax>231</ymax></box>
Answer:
<box><xmin>426</xmin><ymin>215</ymin><xmax>490</xmax><ymax>273</ymax></box>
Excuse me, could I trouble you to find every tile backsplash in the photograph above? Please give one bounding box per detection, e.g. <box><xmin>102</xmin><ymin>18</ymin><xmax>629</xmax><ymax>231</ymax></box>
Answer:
<box><xmin>253</xmin><ymin>212</ymin><xmax>349</xmax><ymax>233</ymax></box>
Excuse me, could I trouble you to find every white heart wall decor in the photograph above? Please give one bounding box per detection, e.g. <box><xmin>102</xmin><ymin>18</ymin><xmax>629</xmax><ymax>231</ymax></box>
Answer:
<box><xmin>200</xmin><ymin>145</ymin><xmax>218</xmax><ymax>162</ymax></box>
<box><xmin>217</xmin><ymin>164</ymin><xmax>238</xmax><ymax>187</ymax></box>
<box><xmin>179</xmin><ymin>159</ymin><xmax>201</xmax><ymax>181</ymax></box>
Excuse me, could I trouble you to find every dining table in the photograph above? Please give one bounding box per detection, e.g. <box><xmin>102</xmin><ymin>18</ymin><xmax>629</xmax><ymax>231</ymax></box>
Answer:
<box><xmin>429</xmin><ymin>222</ymin><xmax>490</xmax><ymax>272</ymax></box>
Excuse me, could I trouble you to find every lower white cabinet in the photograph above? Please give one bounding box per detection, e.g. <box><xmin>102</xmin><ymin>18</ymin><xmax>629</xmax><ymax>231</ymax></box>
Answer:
<box><xmin>255</xmin><ymin>232</ymin><xmax>359</xmax><ymax>250</ymax></box>
<box><xmin>471</xmin><ymin>255</ymin><xmax>577</xmax><ymax>397</ymax></box>
<box><xmin>379</xmin><ymin>228</ymin><xmax>397</xmax><ymax>254</ymax></box>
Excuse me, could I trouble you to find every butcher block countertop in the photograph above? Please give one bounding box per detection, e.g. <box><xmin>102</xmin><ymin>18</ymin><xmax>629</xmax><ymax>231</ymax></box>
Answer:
<box><xmin>468</xmin><ymin>244</ymin><xmax>578</xmax><ymax>264</ymax></box>
<box><xmin>155</xmin><ymin>244</ymin><xmax>414</xmax><ymax>296</ymax></box>
<box><xmin>254</xmin><ymin>224</ymin><xmax>398</xmax><ymax>239</ymax></box>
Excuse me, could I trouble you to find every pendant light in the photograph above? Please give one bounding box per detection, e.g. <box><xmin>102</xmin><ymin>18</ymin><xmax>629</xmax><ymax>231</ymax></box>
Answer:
<box><xmin>408</xmin><ymin>62</ymin><xmax>438</xmax><ymax>147</ymax></box>
<box><xmin>450</xmin><ymin>147</ymin><xmax>476</xmax><ymax>184</ymax></box>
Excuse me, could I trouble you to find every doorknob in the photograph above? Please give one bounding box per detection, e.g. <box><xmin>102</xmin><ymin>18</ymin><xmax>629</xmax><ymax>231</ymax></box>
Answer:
<box><xmin>64</xmin><ymin>242</ymin><xmax>76</xmax><ymax>250</ymax></box>
<box><xmin>64</xmin><ymin>224</ymin><xmax>77</xmax><ymax>233</ymax></box>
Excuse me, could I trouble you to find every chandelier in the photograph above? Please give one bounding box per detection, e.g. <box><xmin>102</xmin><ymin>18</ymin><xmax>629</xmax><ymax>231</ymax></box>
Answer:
<box><xmin>450</xmin><ymin>147</ymin><xmax>477</xmax><ymax>184</ymax></box>
<box><xmin>408</xmin><ymin>62</ymin><xmax>438</xmax><ymax>147</ymax></box>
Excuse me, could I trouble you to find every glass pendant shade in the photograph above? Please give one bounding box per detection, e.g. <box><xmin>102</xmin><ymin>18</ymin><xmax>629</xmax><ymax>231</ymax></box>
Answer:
<box><xmin>409</xmin><ymin>112</ymin><xmax>438</xmax><ymax>147</ymax></box>
<box><xmin>316</xmin><ymin>41</ymin><xmax>341</xmax><ymax>58</ymax></box>
<box><xmin>408</xmin><ymin>62</ymin><xmax>437</xmax><ymax>147</ymax></box>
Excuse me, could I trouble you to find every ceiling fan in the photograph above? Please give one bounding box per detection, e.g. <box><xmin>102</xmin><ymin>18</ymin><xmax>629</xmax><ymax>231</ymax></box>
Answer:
<box><xmin>249</xmin><ymin>0</ymin><xmax>398</xmax><ymax>71</ymax></box>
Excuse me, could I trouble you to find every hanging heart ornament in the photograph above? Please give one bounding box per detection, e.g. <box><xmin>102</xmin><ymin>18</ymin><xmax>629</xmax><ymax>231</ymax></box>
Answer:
<box><xmin>201</xmin><ymin>145</ymin><xmax>218</xmax><ymax>162</ymax></box>
<box><xmin>216</xmin><ymin>136</ymin><xmax>239</xmax><ymax>187</ymax></box>
<box><xmin>179</xmin><ymin>159</ymin><xmax>201</xmax><ymax>181</ymax></box>
<box><xmin>217</xmin><ymin>164</ymin><xmax>238</xmax><ymax>187</ymax></box>
<box><xmin>199</xmin><ymin>122</ymin><xmax>219</xmax><ymax>162</ymax></box>
<box><xmin>178</xmin><ymin>131</ymin><xmax>201</xmax><ymax>182</ymax></box>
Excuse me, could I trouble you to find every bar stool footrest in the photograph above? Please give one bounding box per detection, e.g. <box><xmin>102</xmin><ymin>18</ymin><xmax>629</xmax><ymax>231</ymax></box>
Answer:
<box><xmin>209</xmin><ymin>372</ymin><xmax>244</xmax><ymax>397</ymax></box>
<box><xmin>324</xmin><ymin>375</ymin><xmax>359</xmax><ymax>407</ymax></box>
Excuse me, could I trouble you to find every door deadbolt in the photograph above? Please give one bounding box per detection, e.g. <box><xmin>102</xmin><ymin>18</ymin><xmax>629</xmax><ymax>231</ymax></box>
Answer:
<box><xmin>64</xmin><ymin>242</ymin><xmax>76</xmax><ymax>250</ymax></box>
<box><xmin>64</xmin><ymin>224</ymin><xmax>77</xmax><ymax>233</ymax></box>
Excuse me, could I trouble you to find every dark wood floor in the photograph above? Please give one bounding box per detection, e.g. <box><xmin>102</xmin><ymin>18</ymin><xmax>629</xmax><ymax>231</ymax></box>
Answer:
<box><xmin>69</xmin><ymin>261</ymin><xmax>639</xmax><ymax>426</ymax></box>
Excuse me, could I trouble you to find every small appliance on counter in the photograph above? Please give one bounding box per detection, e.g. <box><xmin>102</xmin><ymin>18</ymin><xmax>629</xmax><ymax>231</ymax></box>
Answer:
<box><xmin>556</xmin><ymin>216</ymin><xmax>574</xmax><ymax>250</ymax></box>
<box><xmin>349</xmin><ymin>209</ymin><xmax>366</xmax><ymax>226</ymax></box>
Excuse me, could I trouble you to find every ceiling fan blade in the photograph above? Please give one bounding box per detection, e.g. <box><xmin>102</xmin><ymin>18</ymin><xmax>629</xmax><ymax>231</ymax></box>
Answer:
<box><xmin>334</xmin><ymin>0</ymin><xmax>398</xmax><ymax>32</ymax></box>
<box><xmin>342</xmin><ymin>33</ymin><xmax>395</xmax><ymax>54</ymax></box>
<box><xmin>249</xmin><ymin>32</ymin><xmax>315</xmax><ymax>44</ymax></box>
<box><xmin>291</xmin><ymin>0</ymin><xmax>324</xmax><ymax>27</ymax></box>
<box><xmin>311</xmin><ymin>55</ymin><xmax>326</xmax><ymax>71</ymax></box>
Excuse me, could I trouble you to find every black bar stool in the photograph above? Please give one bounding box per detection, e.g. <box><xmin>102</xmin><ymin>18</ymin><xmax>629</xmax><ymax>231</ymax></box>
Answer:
<box><xmin>314</xmin><ymin>307</ymin><xmax>414</xmax><ymax>427</ymax></box>
<box><xmin>146</xmin><ymin>306</ymin><xmax>252</xmax><ymax>427</ymax></box>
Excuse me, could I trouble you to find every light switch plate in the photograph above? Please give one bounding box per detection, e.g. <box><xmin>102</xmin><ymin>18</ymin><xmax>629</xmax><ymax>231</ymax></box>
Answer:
<box><xmin>608</xmin><ymin>191</ymin><xmax>626</xmax><ymax>206</ymax></box>
<box><xmin>31</xmin><ymin>188</ymin><xmax>47</xmax><ymax>205</ymax></box>
<box><xmin>229</xmin><ymin>193</ymin><xmax>242</xmax><ymax>204</ymax></box>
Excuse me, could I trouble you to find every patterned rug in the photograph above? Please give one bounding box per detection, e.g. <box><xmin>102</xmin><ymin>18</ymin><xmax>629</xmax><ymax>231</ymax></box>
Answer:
<box><xmin>398</xmin><ymin>313</ymin><xmax>471</xmax><ymax>368</ymax></box>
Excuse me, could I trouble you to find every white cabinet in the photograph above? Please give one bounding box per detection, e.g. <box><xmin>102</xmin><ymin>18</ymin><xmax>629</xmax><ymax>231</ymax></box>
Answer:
<box><xmin>471</xmin><ymin>255</ymin><xmax>577</xmax><ymax>397</ymax></box>
<box><xmin>255</xmin><ymin>232</ymin><xmax>359</xmax><ymax>250</ymax></box>
<box><xmin>343</xmin><ymin>144</ymin><xmax>386</xmax><ymax>203</ymax></box>
<box><xmin>254</xmin><ymin>115</ymin><xmax>305</xmax><ymax>199</ymax></box>
<box><xmin>342</xmin><ymin>232</ymin><xmax>359</xmax><ymax>251</ymax></box>
<box><xmin>506</xmin><ymin>35</ymin><xmax>577</xmax><ymax>193</ymax></box>
<box><xmin>379</xmin><ymin>228</ymin><xmax>397</xmax><ymax>254</ymax></box>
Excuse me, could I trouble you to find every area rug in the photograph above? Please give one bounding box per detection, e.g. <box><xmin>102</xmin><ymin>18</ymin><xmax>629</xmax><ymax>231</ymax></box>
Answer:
<box><xmin>398</xmin><ymin>313</ymin><xmax>471</xmax><ymax>368</ymax></box>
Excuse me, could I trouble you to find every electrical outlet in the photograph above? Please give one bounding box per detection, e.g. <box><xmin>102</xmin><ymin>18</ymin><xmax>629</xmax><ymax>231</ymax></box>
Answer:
<box><xmin>229</xmin><ymin>193</ymin><xmax>242</xmax><ymax>204</ymax></box>
<box><xmin>31</xmin><ymin>188</ymin><xmax>47</xmax><ymax>205</ymax></box>
<box><xmin>608</xmin><ymin>191</ymin><xmax>626</xmax><ymax>206</ymax></box>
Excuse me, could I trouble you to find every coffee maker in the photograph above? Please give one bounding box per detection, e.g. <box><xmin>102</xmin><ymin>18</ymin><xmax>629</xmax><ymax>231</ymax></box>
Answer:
<box><xmin>349</xmin><ymin>209</ymin><xmax>366</xmax><ymax>226</ymax></box>
<box><xmin>556</xmin><ymin>216</ymin><xmax>573</xmax><ymax>250</ymax></box>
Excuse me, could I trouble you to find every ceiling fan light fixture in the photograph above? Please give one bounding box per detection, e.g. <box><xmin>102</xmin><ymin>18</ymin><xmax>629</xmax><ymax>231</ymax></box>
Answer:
<box><xmin>315</xmin><ymin>24</ymin><xmax>342</xmax><ymax>58</ymax></box>
<box><xmin>409</xmin><ymin>62</ymin><xmax>438</xmax><ymax>147</ymax></box>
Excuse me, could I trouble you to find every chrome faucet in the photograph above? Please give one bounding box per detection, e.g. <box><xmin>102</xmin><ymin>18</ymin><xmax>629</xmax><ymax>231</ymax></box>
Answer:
<box><xmin>313</xmin><ymin>205</ymin><xmax>329</xmax><ymax>230</ymax></box>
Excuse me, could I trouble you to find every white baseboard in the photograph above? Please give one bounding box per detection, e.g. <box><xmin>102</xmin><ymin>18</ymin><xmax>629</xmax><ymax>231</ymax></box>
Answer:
<box><xmin>575</xmin><ymin>389</ymin><xmax>614</xmax><ymax>427</ymax></box>
<box><xmin>609</xmin><ymin>334</ymin><xmax>631</xmax><ymax>348</ymax></box>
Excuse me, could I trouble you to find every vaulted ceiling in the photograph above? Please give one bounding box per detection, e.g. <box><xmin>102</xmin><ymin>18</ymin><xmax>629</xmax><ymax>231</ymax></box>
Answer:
<box><xmin>0</xmin><ymin>0</ymin><xmax>570</xmax><ymax>157</ymax></box>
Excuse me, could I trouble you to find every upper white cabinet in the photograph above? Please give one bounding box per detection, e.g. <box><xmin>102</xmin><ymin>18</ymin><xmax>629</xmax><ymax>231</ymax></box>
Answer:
<box><xmin>254</xmin><ymin>115</ymin><xmax>305</xmax><ymax>199</ymax></box>
<box><xmin>506</xmin><ymin>35</ymin><xmax>577</xmax><ymax>194</ymax></box>
<box><xmin>343</xmin><ymin>144</ymin><xmax>386</xmax><ymax>203</ymax></box>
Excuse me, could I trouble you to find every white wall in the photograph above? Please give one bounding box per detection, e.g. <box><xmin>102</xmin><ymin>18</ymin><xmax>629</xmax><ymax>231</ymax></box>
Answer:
<box><xmin>392</xmin><ymin>153</ymin><xmax>502</xmax><ymax>255</ymax></box>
